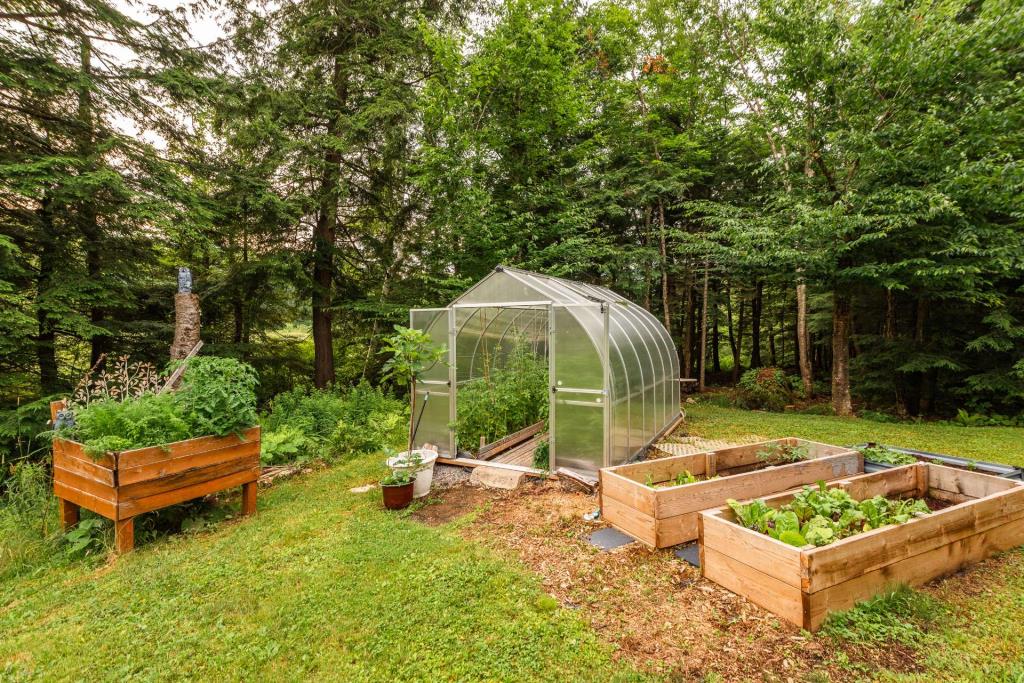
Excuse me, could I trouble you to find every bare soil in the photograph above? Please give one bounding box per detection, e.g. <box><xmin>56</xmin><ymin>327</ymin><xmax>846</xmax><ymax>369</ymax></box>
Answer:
<box><xmin>412</xmin><ymin>479</ymin><xmax>928</xmax><ymax>681</ymax></box>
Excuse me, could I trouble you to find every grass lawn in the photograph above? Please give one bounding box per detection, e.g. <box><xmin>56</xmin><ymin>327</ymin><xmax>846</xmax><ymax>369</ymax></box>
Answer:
<box><xmin>685</xmin><ymin>402</ymin><xmax>1024</xmax><ymax>466</ymax></box>
<box><xmin>0</xmin><ymin>456</ymin><xmax>646</xmax><ymax>682</ymax></box>
<box><xmin>3</xmin><ymin>406</ymin><xmax>1024</xmax><ymax>682</ymax></box>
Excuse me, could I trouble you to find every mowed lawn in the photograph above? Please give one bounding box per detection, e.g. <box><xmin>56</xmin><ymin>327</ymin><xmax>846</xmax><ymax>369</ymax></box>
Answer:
<box><xmin>3</xmin><ymin>407</ymin><xmax>1024</xmax><ymax>682</ymax></box>
<box><xmin>0</xmin><ymin>456</ymin><xmax>646</xmax><ymax>682</ymax></box>
<box><xmin>685</xmin><ymin>402</ymin><xmax>1024</xmax><ymax>467</ymax></box>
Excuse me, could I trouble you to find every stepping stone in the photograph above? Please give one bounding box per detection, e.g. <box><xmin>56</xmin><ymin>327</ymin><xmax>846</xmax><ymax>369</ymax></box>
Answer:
<box><xmin>674</xmin><ymin>542</ymin><xmax>701</xmax><ymax>568</ymax></box>
<box><xmin>469</xmin><ymin>466</ymin><xmax>526</xmax><ymax>490</ymax></box>
<box><xmin>588</xmin><ymin>527</ymin><xmax>636</xmax><ymax>551</ymax></box>
<box><xmin>349</xmin><ymin>484</ymin><xmax>375</xmax><ymax>494</ymax></box>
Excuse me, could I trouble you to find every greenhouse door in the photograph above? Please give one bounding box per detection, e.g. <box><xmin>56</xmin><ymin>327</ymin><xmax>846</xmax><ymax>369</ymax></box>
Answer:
<box><xmin>549</xmin><ymin>303</ymin><xmax>609</xmax><ymax>472</ymax></box>
<box><xmin>409</xmin><ymin>307</ymin><xmax>455</xmax><ymax>455</ymax></box>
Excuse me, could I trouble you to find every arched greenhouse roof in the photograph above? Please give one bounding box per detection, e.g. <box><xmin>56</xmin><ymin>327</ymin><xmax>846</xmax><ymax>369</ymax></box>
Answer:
<box><xmin>410</xmin><ymin>266</ymin><xmax>681</xmax><ymax>473</ymax></box>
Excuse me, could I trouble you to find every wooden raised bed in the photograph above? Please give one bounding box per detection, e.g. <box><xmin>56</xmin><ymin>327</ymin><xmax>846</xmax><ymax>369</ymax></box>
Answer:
<box><xmin>699</xmin><ymin>463</ymin><xmax>1024</xmax><ymax>631</ymax></box>
<box><xmin>599</xmin><ymin>438</ymin><xmax>861</xmax><ymax>548</ymax></box>
<box><xmin>50</xmin><ymin>400</ymin><xmax>260</xmax><ymax>553</ymax></box>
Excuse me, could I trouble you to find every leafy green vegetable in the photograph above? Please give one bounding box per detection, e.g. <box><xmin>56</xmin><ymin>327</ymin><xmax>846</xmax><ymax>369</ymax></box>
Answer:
<box><xmin>729</xmin><ymin>482</ymin><xmax>931</xmax><ymax>548</ymax></box>
<box><xmin>859</xmin><ymin>446</ymin><xmax>917</xmax><ymax>466</ymax></box>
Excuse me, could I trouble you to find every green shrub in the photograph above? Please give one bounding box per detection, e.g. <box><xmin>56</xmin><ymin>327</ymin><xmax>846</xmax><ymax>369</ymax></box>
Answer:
<box><xmin>261</xmin><ymin>382</ymin><xmax>407</xmax><ymax>463</ymax></box>
<box><xmin>57</xmin><ymin>357</ymin><xmax>259</xmax><ymax>458</ymax></box>
<box><xmin>532</xmin><ymin>439</ymin><xmax>549</xmax><ymax>470</ymax></box>
<box><xmin>454</xmin><ymin>335</ymin><xmax>548</xmax><ymax>450</ymax></box>
<box><xmin>259</xmin><ymin>426</ymin><xmax>310</xmax><ymax>466</ymax></box>
<box><xmin>736</xmin><ymin>367</ymin><xmax>792</xmax><ymax>412</ymax></box>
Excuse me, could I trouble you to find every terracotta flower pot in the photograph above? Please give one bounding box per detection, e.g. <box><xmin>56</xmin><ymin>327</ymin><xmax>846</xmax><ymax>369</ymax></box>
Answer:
<box><xmin>381</xmin><ymin>481</ymin><xmax>414</xmax><ymax>510</ymax></box>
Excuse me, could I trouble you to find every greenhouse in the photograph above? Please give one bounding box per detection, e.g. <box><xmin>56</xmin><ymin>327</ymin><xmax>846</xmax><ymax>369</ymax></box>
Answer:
<box><xmin>409</xmin><ymin>266</ymin><xmax>682</xmax><ymax>473</ymax></box>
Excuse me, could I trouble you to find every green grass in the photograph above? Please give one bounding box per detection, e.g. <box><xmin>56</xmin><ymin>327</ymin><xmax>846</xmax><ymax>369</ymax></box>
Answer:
<box><xmin>685</xmin><ymin>403</ymin><xmax>1024</xmax><ymax>467</ymax></box>
<box><xmin>0</xmin><ymin>456</ymin><xmax>645</xmax><ymax>682</ymax></box>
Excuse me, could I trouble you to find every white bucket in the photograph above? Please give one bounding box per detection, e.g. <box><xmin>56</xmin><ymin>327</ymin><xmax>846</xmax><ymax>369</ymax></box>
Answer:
<box><xmin>387</xmin><ymin>448</ymin><xmax>438</xmax><ymax>498</ymax></box>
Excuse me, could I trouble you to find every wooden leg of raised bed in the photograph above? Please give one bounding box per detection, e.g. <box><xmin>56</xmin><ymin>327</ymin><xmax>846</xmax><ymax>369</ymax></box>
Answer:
<box><xmin>58</xmin><ymin>498</ymin><xmax>80</xmax><ymax>530</ymax></box>
<box><xmin>241</xmin><ymin>481</ymin><xmax>257</xmax><ymax>517</ymax></box>
<box><xmin>115</xmin><ymin>517</ymin><xmax>134</xmax><ymax>554</ymax></box>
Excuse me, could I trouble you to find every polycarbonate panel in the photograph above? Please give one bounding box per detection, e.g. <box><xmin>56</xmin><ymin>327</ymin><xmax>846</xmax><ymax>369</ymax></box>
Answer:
<box><xmin>552</xmin><ymin>304</ymin><xmax>604</xmax><ymax>391</ymax></box>
<box><xmin>410</xmin><ymin>308</ymin><xmax>449</xmax><ymax>382</ymax></box>
<box><xmin>553</xmin><ymin>393</ymin><xmax>604</xmax><ymax>472</ymax></box>
<box><xmin>457</xmin><ymin>270</ymin><xmax>545</xmax><ymax>306</ymax></box>
<box><xmin>413</xmin><ymin>386</ymin><xmax>450</xmax><ymax>453</ymax></box>
<box><xmin>416</xmin><ymin>266</ymin><xmax>680</xmax><ymax>471</ymax></box>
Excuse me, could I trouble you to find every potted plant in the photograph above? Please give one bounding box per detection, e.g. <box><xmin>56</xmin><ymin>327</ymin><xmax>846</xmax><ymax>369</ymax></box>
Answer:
<box><xmin>380</xmin><ymin>326</ymin><xmax>446</xmax><ymax>498</ymax></box>
<box><xmin>380</xmin><ymin>469</ymin><xmax>415</xmax><ymax>510</ymax></box>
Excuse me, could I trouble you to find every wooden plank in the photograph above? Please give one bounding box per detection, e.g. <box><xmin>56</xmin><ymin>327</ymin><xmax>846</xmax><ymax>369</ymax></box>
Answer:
<box><xmin>655</xmin><ymin>512</ymin><xmax>698</xmax><ymax>547</ymax></box>
<box><xmin>805</xmin><ymin>515</ymin><xmax>1024</xmax><ymax>630</ymax></box>
<box><xmin>702</xmin><ymin>546</ymin><xmax>807</xmax><ymax>627</ymax></box>
<box><xmin>54</xmin><ymin>481</ymin><xmax>117</xmax><ymax>520</ymax></box>
<box><xmin>601</xmin><ymin>495</ymin><xmax>657</xmax><ymax>546</ymax></box>
<box><xmin>600</xmin><ymin>469</ymin><xmax>656</xmax><ymax>516</ymax></box>
<box><xmin>806</xmin><ymin>484</ymin><xmax>1024</xmax><ymax>592</ymax></box>
<box><xmin>555</xmin><ymin>467</ymin><xmax>597</xmax><ymax>493</ymax></box>
<box><xmin>52</xmin><ymin>467</ymin><xmax>117</xmax><ymax>505</ymax></box>
<box><xmin>477</xmin><ymin>421</ymin><xmax>544</xmax><ymax>459</ymax></box>
<box><xmin>158</xmin><ymin>339</ymin><xmax>203</xmax><ymax>393</ymax></box>
<box><xmin>118</xmin><ymin>455</ymin><xmax>259</xmax><ymax>501</ymax></box>
<box><xmin>611</xmin><ymin>452</ymin><xmax>709</xmax><ymax>484</ymax></box>
<box><xmin>701</xmin><ymin>510</ymin><xmax>805</xmax><ymax>587</ymax></box>
<box><xmin>655</xmin><ymin>453</ymin><xmax>862</xmax><ymax>518</ymax></box>
<box><xmin>117</xmin><ymin>427</ymin><xmax>260</xmax><ymax>469</ymax></box>
<box><xmin>53</xmin><ymin>447</ymin><xmax>116</xmax><ymax>487</ymax></box>
<box><xmin>118</xmin><ymin>440</ymin><xmax>260</xmax><ymax>485</ymax></box>
<box><xmin>928</xmin><ymin>464</ymin><xmax>1018</xmax><ymax>500</ymax></box>
<box><xmin>117</xmin><ymin>467</ymin><xmax>259</xmax><ymax>517</ymax></box>
<box><xmin>435</xmin><ymin>456</ymin><xmax>547</xmax><ymax>477</ymax></box>
<box><xmin>53</xmin><ymin>437</ymin><xmax>116</xmax><ymax>469</ymax></box>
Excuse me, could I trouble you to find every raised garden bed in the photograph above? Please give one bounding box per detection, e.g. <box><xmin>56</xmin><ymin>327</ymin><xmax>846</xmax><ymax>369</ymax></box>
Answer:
<box><xmin>599</xmin><ymin>438</ymin><xmax>862</xmax><ymax>548</ymax></box>
<box><xmin>699</xmin><ymin>463</ymin><xmax>1024</xmax><ymax>630</ymax></box>
<box><xmin>50</xmin><ymin>400</ymin><xmax>260</xmax><ymax>553</ymax></box>
<box><xmin>856</xmin><ymin>442</ymin><xmax>1023</xmax><ymax>480</ymax></box>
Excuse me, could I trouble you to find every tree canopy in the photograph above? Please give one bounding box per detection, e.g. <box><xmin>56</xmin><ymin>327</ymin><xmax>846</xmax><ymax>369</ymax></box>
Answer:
<box><xmin>2</xmin><ymin>0</ymin><xmax>1023</xmax><ymax>436</ymax></box>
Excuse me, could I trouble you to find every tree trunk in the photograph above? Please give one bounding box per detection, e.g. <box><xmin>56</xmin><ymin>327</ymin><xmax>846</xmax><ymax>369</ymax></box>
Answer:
<box><xmin>77</xmin><ymin>37</ymin><xmax>105</xmax><ymax>366</ymax></box>
<box><xmin>796</xmin><ymin>282</ymin><xmax>813</xmax><ymax>397</ymax></box>
<box><xmin>734</xmin><ymin>296</ymin><xmax>746</xmax><ymax>383</ymax></box>
<box><xmin>658</xmin><ymin>198</ymin><xmax>670</xmax><ymax>332</ymax></box>
<box><xmin>915</xmin><ymin>297</ymin><xmax>930</xmax><ymax>415</ymax></box>
<box><xmin>643</xmin><ymin>205</ymin><xmax>652</xmax><ymax>310</ymax></box>
<box><xmin>699</xmin><ymin>261</ymin><xmax>710</xmax><ymax>392</ymax></box>
<box><xmin>683</xmin><ymin>270</ymin><xmax>695</xmax><ymax>378</ymax></box>
<box><xmin>885</xmin><ymin>288</ymin><xmax>908</xmax><ymax>417</ymax></box>
<box><xmin>750</xmin><ymin>280</ymin><xmax>763</xmax><ymax>367</ymax></box>
<box><xmin>35</xmin><ymin>196</ymin><xmax>60</xmax><ymax>393</ymax></box>
<box><xmin>712</xmin><ymin>282</ymin><xmax>721</xmax><ymax>374</ymax></box>
<box><xmin>831</xmin><ymin>291</ymin><xmax>854</xmax><ymax>416</ymax></box>
<box><xmin>312</xmin><ymin>55</ymin><xmax>347</xmax><ymax>388</ymax></box>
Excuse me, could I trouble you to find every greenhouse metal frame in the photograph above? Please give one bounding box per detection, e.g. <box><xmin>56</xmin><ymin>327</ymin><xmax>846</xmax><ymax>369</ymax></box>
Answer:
<box><xmin>409</xmin><ymin>266</ymin><xmax>682</xmax><ymax>473</ymax></box>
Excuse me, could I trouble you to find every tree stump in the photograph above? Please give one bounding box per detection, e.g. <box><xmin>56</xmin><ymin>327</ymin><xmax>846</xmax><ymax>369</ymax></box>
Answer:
<box><xmin>171</xmin><ymin>292</ymin><xmax>201</xmax><ymax>360</ymax></box>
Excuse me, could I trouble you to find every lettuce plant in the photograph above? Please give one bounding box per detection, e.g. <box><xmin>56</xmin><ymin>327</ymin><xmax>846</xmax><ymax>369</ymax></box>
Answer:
<box><xmin>728</xmin><ymin>482</ymin><xmax>931</xmax><ymax>548</ymax></box>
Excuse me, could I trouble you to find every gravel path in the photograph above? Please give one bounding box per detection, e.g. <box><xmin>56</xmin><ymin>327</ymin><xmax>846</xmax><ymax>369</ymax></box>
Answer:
<box><xmin>431</xmin><ymin>463</ymin><xmax>472</xmax><ymax>489</ymax></box>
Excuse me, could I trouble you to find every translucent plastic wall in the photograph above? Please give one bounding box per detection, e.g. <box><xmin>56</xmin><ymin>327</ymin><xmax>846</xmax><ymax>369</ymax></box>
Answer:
<box><xmin>410</xmin><ymin>267</ymin><xmax>680</xmax><ymax>472</ymax></box>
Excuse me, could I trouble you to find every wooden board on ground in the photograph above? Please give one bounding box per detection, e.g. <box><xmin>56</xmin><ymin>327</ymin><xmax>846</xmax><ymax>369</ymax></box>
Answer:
<box><xmin>699</xmin><ymin>463</ymin><xmax>1024</xmax><ymax>630</ymax></box>
<box><xmin>49</xmin><ymin>399</ymin><xmax>259</xmax><ymax>555</ymax></box>
<box><xmin>600</xmin><ymin>438</ymin><xmax>862</xmax><ymax>548</ymax></box>
<box><xmin>477</xmin><ymin>421</ymin><xmax>544</xmax><ymax>460</ymax></box>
